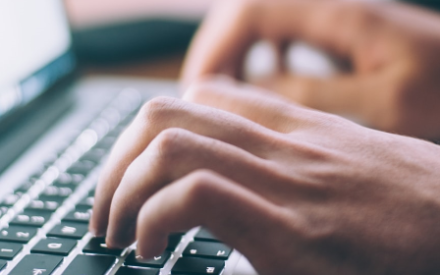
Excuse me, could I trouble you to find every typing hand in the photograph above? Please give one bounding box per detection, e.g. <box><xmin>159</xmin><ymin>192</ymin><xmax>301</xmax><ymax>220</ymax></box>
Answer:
<box><xmin>182</xmin><ymin>0</ymin><xmax>440</xmax><ymax>139</ymax></box>
<box><xmin>91</xmin><ymin>78</ymin><xmax>440</xmax><ymax>274</ymax></box>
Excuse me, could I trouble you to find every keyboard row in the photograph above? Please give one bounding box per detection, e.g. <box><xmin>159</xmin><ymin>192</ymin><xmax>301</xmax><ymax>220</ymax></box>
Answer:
<box><xmin>0</xmin><ymin>91</ymin><xmax>233</xmax><ymax>274</ymax></box>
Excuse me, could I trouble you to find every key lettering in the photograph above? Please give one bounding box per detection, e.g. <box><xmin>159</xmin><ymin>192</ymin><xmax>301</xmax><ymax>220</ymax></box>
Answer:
<box><xmin>48</xmin><ymin>243</ymin><xmax>62</xmax><ymax>249</ymax></box>
<box><xmin>61</xmin><ymin>226</ymin><xmax>76</xmax><ymax>234</ymax></box>
<box><xmin>16</xmin><ymin>232</ymin><xmax>29</xmax><ymax>238</ymax></box>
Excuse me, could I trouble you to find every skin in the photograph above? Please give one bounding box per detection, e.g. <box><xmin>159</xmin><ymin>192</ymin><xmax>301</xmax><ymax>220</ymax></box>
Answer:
<box><xmin>182</xmin><ymin>0</ymin><xmax>440</xmax><ymax>139</ymax></box>
<box><xmin>90</xmin><ymin>78</ymin><xmax>440</xmax><ymax>275</ymax></box>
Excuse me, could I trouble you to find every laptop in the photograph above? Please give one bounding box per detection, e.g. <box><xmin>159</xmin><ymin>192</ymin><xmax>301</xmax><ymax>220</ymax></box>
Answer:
<box><xmin>0</xmin><ymin>0</ymin><xmax>258</xmax><ymax>274</ymax></box>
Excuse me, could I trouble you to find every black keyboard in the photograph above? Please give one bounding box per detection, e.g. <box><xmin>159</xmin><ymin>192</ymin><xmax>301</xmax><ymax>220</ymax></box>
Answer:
<box><xmin>0</xmin><ymin>89</ymin><xmax>234</xmax><ymax>275</ymax></box>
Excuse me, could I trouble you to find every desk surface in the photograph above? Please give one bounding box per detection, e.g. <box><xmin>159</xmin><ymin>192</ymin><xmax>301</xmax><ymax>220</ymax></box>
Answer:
<box><xmin>83</xmin><ymin>54</ymin><xmax>184</xmax><ymax>80</ymax></box>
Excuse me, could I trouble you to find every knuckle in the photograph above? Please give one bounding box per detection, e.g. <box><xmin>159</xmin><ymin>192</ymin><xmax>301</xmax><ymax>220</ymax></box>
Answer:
<box><xmin>138</xmin><ymin>96</ymin><xmax>179</xmax><ymax>123</ymax></box>
<box><xmin>183</xmin><ymin>170</ymin><xmax>219</xmax><ymax>207</ymax></box>
<box><xmin>154</xmin><ymin>128</ymin><xmax>190</xmax><ymax>160</ymax></box>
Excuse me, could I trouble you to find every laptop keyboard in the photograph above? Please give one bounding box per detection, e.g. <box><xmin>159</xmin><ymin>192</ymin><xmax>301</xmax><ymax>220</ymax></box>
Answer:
<box><xmin>0</xmin><ymin>90</ymin><xmax>233</xmax><ymax>275</ymax></box>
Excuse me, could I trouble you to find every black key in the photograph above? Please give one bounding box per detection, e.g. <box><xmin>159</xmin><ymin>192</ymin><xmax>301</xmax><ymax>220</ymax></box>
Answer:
<box><xmin>9</xmin><ymin>254</ymin><xmax>63</xmax><ymax>275</ymax></box>
<box><xmin>41</xmin><ymin>186</ymin><xmax>73</xmax><ymax>198</ymax></box>
<box><xmin>171</xmin><ymin>257</ymin><xmax>225</xmax><ymax>275</ymax></box>
<box><xmin>183</xmin><ymin>242</ymin><xmax>232</xmax><ymax>260</ymax></box>
<box><xmin>81</xmin><ymin>148</ymin><xmax>107</xmax><ymax>163</ymax></box>
<box><xmin>0</xmin><ymin>226</ymin><xmax>37</xmax><ymax>243</ymax></box>
<box><xmin>63</xmin><ymin>209</ymin><xmax>92</xmax><ymax>223</ymax></box>
<box><xmin>166</xmin><ymin>233</ymin><xmax>184</xmax><ymax>251</ymax></box>
<box><xmin>38</xmin><ymin>194</ymin><xmax>66</xmax><ymax>205</ymax></box>
<box><xmin>10</xmin><ymin>210</ymin><xmax>52</xmax><ymax>227</ymax></box>
<box><xmin>83</xmin><ymin>237</ymin><xmax>123</xmax><ymax>256</ymax></box>
<box><xmin>0</xmin><ymin>242</ymin><xmax>22</xmax><ymax>259</ymax></box>
<box><xmin>0</xmin><ymin>260</ymin><xmax>6</xmax><ymax>271</ymax></box>
<box><xmin>0</xmin><ymin>193</ymin><xmax>20</xmax><ymax>206</ymax></box>
<box><xmin>29</xmin><ymin>167</ymin><xmax>46</xmax><ymax>181</ymax></box>
<box><xmin>194</xmin><ymin>228</ymin><xmax>220</xmax><ymax>243</ymax></box>
<box><xmin>115</xmin><ymin>266</ymin><xmax>159</xmax><ymax>275</ymax></box>
<box><xmin>32</xmin><ymin>238</ymin><xmax>77</xmax><ymax>256</ymax></box>
<box><xmin>125</xmin><ymin>251</ymin><xmax>170</xmax><ymax>268</ymax></box>
<box><xmin>27</xmin><ymin>199</ymin><xmax>60</xmax><ymax>212</ymax></box>
<box><xmin>67</xmin><ymin>160</ymin><xmax>96</xmax><ymax>175</ymax></box>
<box><xmin>95</xmin><ymin>136</ymin><xmax>118</xmax><ymax>149</ymax></box>
<box><xmin>62</xmin><ymin>254</ymin><xmax>116</xmax><ymax>275</ymax></box>
<box><xmin>76</xmin><ymin>195</ymin><xmax>94</xmax><ymax>209</ymax></box>
<box><xmin>15</xmin><ymin>180</ymin><xmax>35</xmax><ymax>194</ymax></box>
<box><xmin>53</xmin><ymin>173</ymin><xmax>84</xmax><ymax>188</ymax></box>
<box><xmin>47</xmin><ymin>222</ymin><xmax>89</xmax><ymax>239</ymax></box>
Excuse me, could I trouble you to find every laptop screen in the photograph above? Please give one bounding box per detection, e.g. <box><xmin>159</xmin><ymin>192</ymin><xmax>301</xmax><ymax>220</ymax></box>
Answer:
<box><xmin>0</xmin><ymin>0</ymin><xmax>75</xmax><ymax>122</ymax></box>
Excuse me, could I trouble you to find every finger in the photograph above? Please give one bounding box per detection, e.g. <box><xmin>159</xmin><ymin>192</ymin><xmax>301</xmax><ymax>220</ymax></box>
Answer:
<box><xmin>106</xmin><ymin>128</ymin><xmax>296</xmax><ymax>248</ymax></box>
<box><xmin>183</xmin><ymin>77</ymin><xmax>324</xmax><ymax>133</ymax></box>
<box><xmin>181</xmin><ymin>0</ymin><xmax>257</xmax><ymax>86</ymax></box>
<box><xmin>91</xmin><ymin>97</ymin><xmax>277</xmax><ymax>236</ymax></box>
<box><xmin>181</xmin><ymin>0</ymin><xmax>381</xmax><ymax>85</ymax></box>
<box><xmin>135</xmin><ymin>169</ymin><xmax>293</xmax><ymax>272</ymax></box>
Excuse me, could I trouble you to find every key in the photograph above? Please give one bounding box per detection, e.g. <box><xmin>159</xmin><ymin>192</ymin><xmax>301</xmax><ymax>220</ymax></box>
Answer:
<box><xmin>0</xmin><ymin>260</ymin><xmax>6</xmax><ymax>271</ymax></box>
<box><xmin>67</xmin><ymin>160</ymin><xmax>96</xmax><ymax>175</ymax></box>
<box><xmin>125</xmin><ymin>251</ymin><xmax>171</xmax><ymax>268</ymax></box>
<box><xmin>47</xmin><ymin>222</ymin><xmax>88</xmax><ymax>239</ymax></box>
<box><xmin>76</xmin><ymin>195</ymin><xmax>94</xmax><ymax>209</ymax></box>
<box><xmin>0</xmin><ymin>226</ymin><xmax>37</xmax><ymax>243</ymax></box>
<box><xmin>53</xmin><ymin>173</ymin><xmax>84</xmax><ymax>188</ymax></box>
<box><xmin>0</xmin><ymin>242</ymin><xmax>22</xmax><ymax>259</ymax></box>
<box><xmin>42</xmin><ymin>186</ymin><xmax>73</xmax><ymax>198</ymax></box>
<box><xmin>95</xmin><ymin>136</ymin><xmax>117</xmax><ymax>149</ymax></box>
<box><xmin>0</xmin><ymin>194</ymin><xmax>20</xmax><ymax>206</ymax></box>
<box><xmin>81</xmin><ymin>148</ymin><xmax>107</xmax><ymax>163</ymax></box>
<box><xmin>83</xmin><ymin>237</ymin><xmax>123</xmax><ymax>256</ymax></box>
<box><xmin>15</xmin><ymin>180</ymin><xmax>35</xmax><ymax>194</ymax></box>
<box><xmin>62</xmin><ymin>254</ymin><xmax>116</xmax><ymax>275</ymax></box>
<box><xmin>63</xmin><ymin>209</ymin><xmax>92</xmax><ymax>223</ymax></box>
<box><xmin>171</xmin><ymin>257</ymin><xmax>225</xmax><ymax>275</ymax></box>
<box><xmin>194</xmin><ymin>228</ymin><xmax>220</xmax><ymax>243</ymax></box>
<box><xmin>10</xmin><ymin>210</ymin><xmax>52</xmax><ymax>227</ymax></box>
<box><xmin>9</xmin><ymin>254</ymin><xmax>63</xmax><ymax>275</ymax></box>
<box><xmin>27</xmin><ymin>199</ymin><xmax>60</xmax><ymax>212</ymax></box>
<box><xmin>115</xmin><ymin>266</ymin><xmax>159</xmax><ymax>275</ymax></box>
<box><xmin>166</xmin><ymin>233</ymin><xmax>184</xmax><ymax>251</ymax></box>
<box><xmin>32</xmin><ymin>238</ymin><xmax>77</xmax><ymax>256</ymax></box>
<box><xmin>183</xmin><ymin>242</ymin><xmax>232</xmax><ymax>260</ymax></box>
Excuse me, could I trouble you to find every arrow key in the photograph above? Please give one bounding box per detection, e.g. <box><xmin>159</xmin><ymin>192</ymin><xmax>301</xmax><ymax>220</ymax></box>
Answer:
<box><xmin>183</xmin><ymin>242</ymin><xmax>232</xmax><ymax>260</ymax></box>
<box><xmin>125</xmin><ymin>250</ymin><xmax>171</xmax><ymax>268</ymax></box>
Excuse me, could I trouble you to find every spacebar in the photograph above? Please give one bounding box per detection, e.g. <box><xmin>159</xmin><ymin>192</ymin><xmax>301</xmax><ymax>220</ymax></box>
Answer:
<box><xmin>62</xmin><ymin>254</ymin><xmax>116</xmax><ymax>275</ymax></box>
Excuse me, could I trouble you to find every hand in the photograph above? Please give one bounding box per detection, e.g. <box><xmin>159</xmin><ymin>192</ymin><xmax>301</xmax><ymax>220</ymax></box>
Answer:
<box><xmin>182</xmin><ymin>0</ymin><xmax>440</xmax><ymax>139</ymax></box>
<box><xmin>90</xmin><ymin>78</ymin><xmax>440</xmax><ymax>274</ymax></box>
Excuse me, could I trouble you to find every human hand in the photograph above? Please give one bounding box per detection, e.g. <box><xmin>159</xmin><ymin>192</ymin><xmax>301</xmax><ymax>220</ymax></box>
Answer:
<box><xmin>182</xmin><ymin>0</ymin><xmax>440</xmax><ymax>139</ymax></box>
<box><xmin>90</xmin><ymin>78</ymin><xmax>440</xmax><ymax>274</ymax></box>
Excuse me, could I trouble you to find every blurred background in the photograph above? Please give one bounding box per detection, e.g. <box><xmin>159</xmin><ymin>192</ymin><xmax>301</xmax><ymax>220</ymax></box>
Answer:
<box><xmin>64</xmin><ymin>0</ymin><xmax>440</xmax><ymax>80</ymax></box>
